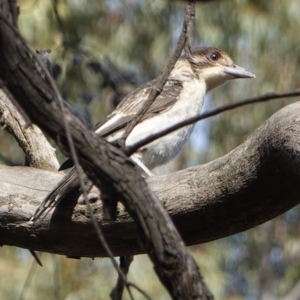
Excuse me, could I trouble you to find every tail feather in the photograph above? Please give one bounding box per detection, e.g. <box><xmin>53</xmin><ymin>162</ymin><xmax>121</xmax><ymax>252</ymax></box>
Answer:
<box><xmin>31</xmin><ymin>167</ymin><xmax>80</xmax><ymax>221</ymax></box>
<box><xmin>32</xmin><ymin>156</ymin><xmax>150</xmax><ymax>222</ymax></box>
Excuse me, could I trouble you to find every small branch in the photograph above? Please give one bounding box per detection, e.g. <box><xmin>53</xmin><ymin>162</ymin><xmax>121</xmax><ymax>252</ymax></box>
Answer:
<box><xmin>127</xmin><ymin>282</ymin><xmax>153</xmax><ymax>300</ymax></box>
<box><xmin>126</xmin><ymin>90</ymin><xmax>300</xmax><ymax>156</ymax></box>
<box><xmin>0</xmin><ymin>88</ymin><xmax>59</xmax><ymax>170</ymax></box>
<box><xmin>184</xmin><ymin>2</ymin><xmax>196</xmax><ymax>55</ymax></box>
<box><xmin>110</xmin><ymin>256</ymin><xmax>134</xmax><ymax>300</ymax></box>
<box><xmin>119</xmin><ymin>1</ymin><xmax>196</xmax><ymax>146</ymax></box>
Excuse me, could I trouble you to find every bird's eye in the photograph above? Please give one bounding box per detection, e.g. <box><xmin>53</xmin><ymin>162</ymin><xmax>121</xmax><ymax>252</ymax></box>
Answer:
<box><xmin>210</xmin><ymin>52</ymin><xmax>220</xmax><ymax>61</ymax></box>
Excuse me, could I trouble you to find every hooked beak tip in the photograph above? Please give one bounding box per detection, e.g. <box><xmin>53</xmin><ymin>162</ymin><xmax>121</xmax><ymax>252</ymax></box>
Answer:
<box><xmin>224</xmin><ymin>64</ymin><xmax>255</xmax><ymax>79</ymax></box>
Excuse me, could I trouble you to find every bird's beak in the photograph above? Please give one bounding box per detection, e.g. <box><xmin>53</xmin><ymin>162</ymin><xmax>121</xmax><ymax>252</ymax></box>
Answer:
<box><xmin>224</xmin><ymin>64</ymin><xmax>255</xmax><ymax>79</ymax></box>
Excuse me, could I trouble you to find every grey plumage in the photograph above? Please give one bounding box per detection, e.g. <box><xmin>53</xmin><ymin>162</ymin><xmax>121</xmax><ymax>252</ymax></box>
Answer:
<box><xmin>95</xmin><ymin>78</ymin><xmax>182</xmax><ymax>137</ymax></box>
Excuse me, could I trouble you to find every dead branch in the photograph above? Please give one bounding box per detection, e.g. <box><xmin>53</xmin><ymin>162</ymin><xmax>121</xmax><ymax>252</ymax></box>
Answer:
<box><xmin>0</xmin><ymin>89</ymin><xmax>59</xmax><ymax>170</ymax></box>
<box><xmin>1</xmin><ymin>101</ymin><xmax>300</xmax><ymax>257</ymax></box>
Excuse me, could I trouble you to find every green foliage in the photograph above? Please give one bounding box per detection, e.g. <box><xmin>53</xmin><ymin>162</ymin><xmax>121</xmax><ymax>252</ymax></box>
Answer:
<box><xmin>2</xmin><ymin>0</ymin><xmax>300</xmax><ymax>299</ymax></box>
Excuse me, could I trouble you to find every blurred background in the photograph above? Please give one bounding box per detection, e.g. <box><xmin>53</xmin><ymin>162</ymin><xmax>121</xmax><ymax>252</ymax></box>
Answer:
<box><xmin>1</xmin><ymin>0</ymin><xmax>300</xmax><ymax>299</ymax></box>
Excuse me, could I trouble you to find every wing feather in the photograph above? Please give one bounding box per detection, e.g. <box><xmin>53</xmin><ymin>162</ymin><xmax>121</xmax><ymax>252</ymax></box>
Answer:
<box><xmin>94</xmin><ymin>77</ymin><xmax>183</xmax><ymax>137</ymax></box>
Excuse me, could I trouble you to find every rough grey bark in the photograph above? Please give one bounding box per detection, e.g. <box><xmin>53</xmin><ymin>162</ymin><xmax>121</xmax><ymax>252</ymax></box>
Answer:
<box><xmin>0</xmin><ymin>89</ymin><xmax>59</xmax><ymax>170</ymax></box>
<box><xmin>1</xmin><ymin>101</ymin><xmax>300</xmax><ymax>257</ymax></box>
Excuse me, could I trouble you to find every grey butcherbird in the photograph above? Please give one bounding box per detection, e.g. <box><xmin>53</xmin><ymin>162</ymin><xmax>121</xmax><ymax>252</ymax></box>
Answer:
<box><xmin>32</xmin><ymin>47</ymin><xmax>255</xmax><ymax>221</ymax></box>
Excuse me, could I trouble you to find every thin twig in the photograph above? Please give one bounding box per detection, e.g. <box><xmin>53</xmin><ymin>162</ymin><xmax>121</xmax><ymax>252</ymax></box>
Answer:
<box><xmin>110</xmin><ymin>256</ymin><xmax>134</xmax><ymax>300</ymax></box>
<box><xmin>126</xmin><ymin>90</ymin><xmax>300</xmax><ymax>156</ymax></box>
<box><xmin>127</xmin><ymin>283</ymin><xmax>153</xmax><ymax>300</ymax></box>
<box><xmin>184</xmin><ymin>2</ymin><xmax>196</xmax><ymax>55</ymax></box>
<box><xmin>119</xmin><ymin>2</ymin><xmax>196</xmax><ymax>147</ymax></box>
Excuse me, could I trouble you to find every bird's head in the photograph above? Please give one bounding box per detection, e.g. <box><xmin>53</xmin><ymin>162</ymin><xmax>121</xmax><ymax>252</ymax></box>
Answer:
<box><xmin>186</xmin><ymin>47</ymin><xmax>255</xmax><ymax>91</ymax></box>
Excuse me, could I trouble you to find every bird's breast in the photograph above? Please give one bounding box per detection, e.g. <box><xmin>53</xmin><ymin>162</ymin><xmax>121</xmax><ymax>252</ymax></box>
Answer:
<box><xmin>126</xmin><ymin>79</ymin><xmax>206</xmax><ymax>169</ymax></box>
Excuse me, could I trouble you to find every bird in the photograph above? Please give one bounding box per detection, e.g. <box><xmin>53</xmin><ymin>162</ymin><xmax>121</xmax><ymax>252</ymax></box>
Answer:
<box><xmin>32</xmin><ymin>46</ymin><xmax>255</xmax><ymax>221</ymax></box>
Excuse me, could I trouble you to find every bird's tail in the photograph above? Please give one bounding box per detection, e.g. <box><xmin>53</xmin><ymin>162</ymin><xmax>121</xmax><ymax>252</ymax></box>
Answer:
<box><xmin>31</xmin><ymin>156</ymin><xmax>151</xmax><ymax>222</ymax></box>
<box><xmin>31</xmin><ymin>167</ymin><xmax>82</xmax><ymax>221</ymax></box>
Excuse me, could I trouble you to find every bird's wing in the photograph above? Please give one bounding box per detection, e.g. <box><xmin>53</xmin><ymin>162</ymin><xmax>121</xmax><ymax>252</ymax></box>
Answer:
<box><xmin>94</xmin><ymin>77</ymin><xmax>183</xmax><ymax>137</ymax></box>
<box><xmin>59</xmin><ymin>78</ymin><xmax>183</xmax><ymax>171</ymax></box>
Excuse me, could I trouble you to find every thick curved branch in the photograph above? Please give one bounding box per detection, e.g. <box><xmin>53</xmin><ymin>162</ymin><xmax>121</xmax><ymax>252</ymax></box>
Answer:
<box><xmin>1</xmin><ymin>101</ymin><xmax>300</xmax><ymax>256</ymax></box>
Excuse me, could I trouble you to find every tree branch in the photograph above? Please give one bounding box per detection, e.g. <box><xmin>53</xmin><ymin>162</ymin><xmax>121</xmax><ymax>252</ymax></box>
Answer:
<box><xmin>0</xmin><ymin>88</ymin><xmax>59</xmax><ymax>170</ymax></box>
<box><xmin>184</xmin><ymin>2</ymin><xmax>195</xmax><ymax>55</ymax></box>
<box><xmin>1</xmin><ymin>101</ymin><xmax>300</xmax><ymax>257</ymax></box>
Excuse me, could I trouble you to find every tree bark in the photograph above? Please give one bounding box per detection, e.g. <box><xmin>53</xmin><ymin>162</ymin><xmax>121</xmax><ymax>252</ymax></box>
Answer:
<box><xmin>1</xmin><ymin>101</ymin><xmax>300</xmax><ymax>257</ymax></box>
<box><xmin>0</xmin><ymin>89</ymin><xmax>59</xmax><ymax>170</ymax></box>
